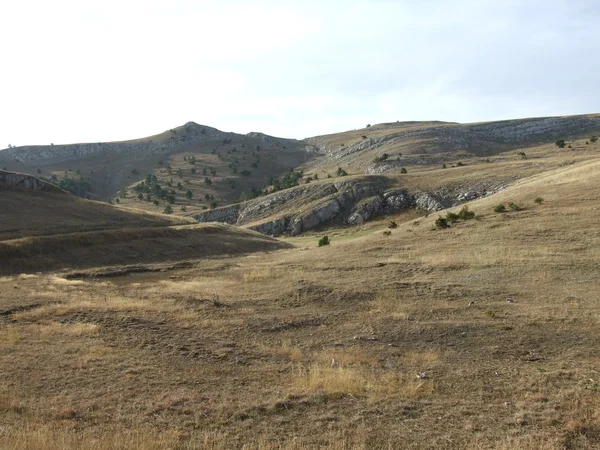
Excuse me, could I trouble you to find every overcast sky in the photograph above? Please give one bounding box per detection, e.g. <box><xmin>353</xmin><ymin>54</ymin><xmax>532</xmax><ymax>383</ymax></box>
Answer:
<box><xmin>1</xmin><ymin>0</ymin><xmax>598</xmax><ymax>147</ymax></box>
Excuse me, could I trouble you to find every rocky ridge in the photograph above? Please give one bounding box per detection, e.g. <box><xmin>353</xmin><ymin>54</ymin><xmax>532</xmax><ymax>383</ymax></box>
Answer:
<box><xmin>0</xmin><ymin>122</ymin><xmax>307</xmax><ymax>166</ymax></box>
<box><xmin>192</xmin><ymin>176</ymin><xmax>511</xmax><ymax>236</ymax></box>
<box><xmin>0</xmin><ymin>170</ymin><xmax>63</xmax><ymax>192</ymax></box>
<box><xmin>307</xmin><ymin>115</ymin><xmax>600</xmax><ymax>174</ymax></box>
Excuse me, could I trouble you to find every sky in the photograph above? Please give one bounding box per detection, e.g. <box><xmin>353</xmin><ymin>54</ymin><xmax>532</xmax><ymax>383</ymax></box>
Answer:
<box><xmin>1</xmin><ymin>0</ymin><xmax>599</xmax><ymax>147</ymax></box>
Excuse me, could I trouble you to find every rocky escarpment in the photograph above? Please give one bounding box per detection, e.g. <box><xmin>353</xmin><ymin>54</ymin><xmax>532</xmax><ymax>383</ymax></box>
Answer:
<box><xmin>0</xmin><ymin>123</ymin><xmax>222</xmax><ymax>165</ymax></box>
<box><xmin>0</xmin><ymin>170</ymin><xmax>63</xmax><ymax>192</ymax></box>
<box><xmin>0</xmin><ymin>122</ymin><xmax>307</xmax><ymax>166</ymax></box>
<box><xmin>307</xmin><ymin>114</ymin><xmax>600</xmax><ymax>173</ymax></box>
<box><xmin>192</xmin><ymin>176</ymin><xmax>509</xmax><ymax>236</ymax></box>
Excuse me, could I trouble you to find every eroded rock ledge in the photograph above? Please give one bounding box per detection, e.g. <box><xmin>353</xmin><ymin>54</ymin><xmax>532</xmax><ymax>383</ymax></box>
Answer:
<box><xmin>0</xmin><ymin>170</ymin><xmax>62</xmax><ymax>192</ymax></box>
<box><xmin>192</xmin><ymin>177</ymin><xmax>504</xmax><ymax>236</ymax></box>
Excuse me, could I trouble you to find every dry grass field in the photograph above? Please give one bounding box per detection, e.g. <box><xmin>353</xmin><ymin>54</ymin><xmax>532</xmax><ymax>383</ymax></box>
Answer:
<box><xmin>2</xmin><ymin>149</ymin><xmax>600</xmax><ymax>448</ymax></box>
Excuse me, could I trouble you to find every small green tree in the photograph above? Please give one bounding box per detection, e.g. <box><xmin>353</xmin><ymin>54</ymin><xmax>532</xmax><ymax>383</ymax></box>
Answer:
<box><xmin>163</xmin><ymin>205</ymin><xmax>173</xmax><ymax>214</ymax></box>
<box><xmin>457</xmin><ymin>205</ymin><xmax>476</xmax><ymax>220</ymax></box>
<box><xmin>555</xmin><ymin>139</ymin><xmax>566</xmax><ymax>148</ymax></box>
<box><xmin>177</xmin><ymin>168</ymin><xmax>183</xmax><ymax>178</ymax></box>
<box><xmin>137</xmin><ymin>193</ymin><xmax>144</xmax><ymax>200</ymax></box>
<box><xmin>389</xmin><ymin>221</ymin><xmax>398</xmax><ymax>229</ymax></box>
<box><xmin>204</xmin><ymin>177</ymin><xmax>212</xmax><ymax>185</ymax></box>
<box><xmin>336</xmin><ymin>167</ymin><xmax>348</xmax><ymax>176</ymax></box>
<box><xmin>400</xmin><ymin>167</ymin><xmax>408</xmax><ymax>174</ymax></box>
<box><xmin>591</xmin><ymin>136</ymin><xmax>598</xmax><ymax>143</ymax></box>
<box><xmin>185</xmin><ymin>190</ymin><xmax>193</xmax><ymax>199</ymax></box>
<box><xmin>494</xmin><ymin>204</ymin><xmax>506</xmax><ymax>213</ymax></box>
<box><xmin>435</xmin><ymin>216</ymin><xmax>449</xmax><ymax>228</ymax></box>
<box><xmin>318</xmin><ymin>235</ymin><xmax>330</xmax><ymax>247</ymax></box>
<box><xmin>534</xmin><ymin>196</ymin><xmax>544</xmax><ymax>204</ymax></box>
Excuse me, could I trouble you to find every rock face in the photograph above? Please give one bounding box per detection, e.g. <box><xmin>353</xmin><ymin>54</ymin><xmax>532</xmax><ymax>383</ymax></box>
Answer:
<box><xmin>306</xmin><ymin>115</ymin><xmax>600</xmax><ymax>174</ymax></box>
<box><xmin>0</xmin><ymin>170</ymin><xmax>62</xmax><ymax>192</ymax></box>
<box><xmin>192</xmin><ymin>178</ymin><xmax>462</xmax><ymax>236</ymax></box>
<box><xmin>0</xmin><ymin>122</ymin><xmax>308</xmax><ymax>166</ymax></box>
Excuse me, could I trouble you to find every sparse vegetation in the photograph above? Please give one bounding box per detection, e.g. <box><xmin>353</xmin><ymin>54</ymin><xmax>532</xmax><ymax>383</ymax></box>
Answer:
<box><xmin>556</xmin><ymin>139</ymin><xmax>566</xmax><ymax>148</ymax></box>
<box><xmin>373</xmin><ymin>153</ymin><xmax>389</xmax><ymax>163</ymax></box>
<box><xmin>400</xmin><ymin>167</ymin><xmax>407</xmax><ymax>174</ymax></box>
<box><xmin>336</xmin><ymin>167</ymin><xmax>348</xmax><ymax>177</ymax></box>
<box><xmin>435</xmin><ymin>216</ymin><xmax>449</xmax><ymax>228</ymax></box>
<box><xmin>163</xmin><ymin>205</ymin><xmax>173</xmax><ymax>214</ymax></box>
<box><xmin>318</xmin><ymin>235</ymin><xmax>330</xmax><ymax>246</ymax></box>
<box><xmin>534</xmin><ymin>196</ymin><xmax>545</xmax><ymax>204</ymax></box>
<box><xmin>389</xmin><ymin>221</ymin><xmax>398</xmax><ymax>229</ymax></box>
<box><xmin>494</xmin><ymin>204</ymin><xmax>507</xmax><ymax>213</ymax></box>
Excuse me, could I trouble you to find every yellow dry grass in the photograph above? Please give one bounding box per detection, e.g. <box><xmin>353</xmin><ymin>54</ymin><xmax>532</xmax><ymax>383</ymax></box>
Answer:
<box><xmin>2</xmin><ymin>146</ymin><xmax>600</xmax><ymax>448</ymax></box>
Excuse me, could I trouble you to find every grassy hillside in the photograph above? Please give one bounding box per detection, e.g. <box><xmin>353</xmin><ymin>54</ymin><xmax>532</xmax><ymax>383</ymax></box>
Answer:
<box><xmin>2</xmin><ymin>153</ymin><xmax>600</xmax><ymax>448</ymax></box>
<box><xmin>0</xmin><ymin>177</ymin><xmax>192</xmax><ymax>240</ymax></box>
<box><xmin>0</xmin><ymin>223</ymin><xmax>291</xmax><ymax>274</ymax></box>
<box><xmin>0</xmin><ymin>122</ymin><xmax>309</xmax><ymax>206</ymax></box>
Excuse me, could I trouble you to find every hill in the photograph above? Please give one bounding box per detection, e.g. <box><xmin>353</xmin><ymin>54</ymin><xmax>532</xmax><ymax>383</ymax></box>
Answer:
<box><xmin>2</xmin><ymin>152</ymin><xmax>600</xmax><ymax>448</ymax></box>
<box><xmin>194</xmin><ymin>130</ymin><xmax>600</xmax><ymax>236</ymax></box>
<box><xmin>2</xmin><ymin>114</ymin><xmax>598</xmax><ymax>229</ymax></box>
<box><xmin>0</xmin><ymin>170</ymin><xmax>192</xmax><ymax>240</ymax></box>
<box><xmin>0</xmin><ymin>122</ymin><xmax>310</xmax><ymax>210</ymax></box>
<box><xmin>0</xmin><ymin>170</ymin><xmax>291</xmax><ymax>273</ymax></box>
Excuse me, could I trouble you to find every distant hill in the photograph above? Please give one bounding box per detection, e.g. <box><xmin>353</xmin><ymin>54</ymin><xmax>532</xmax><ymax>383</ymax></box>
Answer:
<box><xmin>1</xmin><ymin>114</ymin><xmax>599</xmax><ymax>230</ymax></box>
<box><xmin>0</xmin><ymin>122</ymin><xmax>311</xmax><ymax>210</ymax></box>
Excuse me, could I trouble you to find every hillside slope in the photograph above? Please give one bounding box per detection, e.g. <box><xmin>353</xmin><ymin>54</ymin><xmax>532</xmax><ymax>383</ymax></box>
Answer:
<box><xmin>0</xmin><ymin>122</ymin><xmax>310</xmax><ymax>206</ymax></box>
<box><xmin>305</xmin><ymin>114</ymin><xmax>600</xmax><ymax>175</ymax></box>
<box><xmin>2</xmin><ymin>153</ymin><xmax>600</xmax><ymax>448</ymax></box>
<box><xmin>0</xmin><ymin>170</ymin><xmax>192</xmax><ymax>240</ymax></box>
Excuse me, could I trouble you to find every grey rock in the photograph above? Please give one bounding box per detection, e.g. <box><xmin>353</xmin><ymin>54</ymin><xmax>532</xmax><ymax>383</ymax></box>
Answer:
<box><xmin>193</xmin><ymin>205</ymin><xmax>240</xmax><ymax>224</ymax></box>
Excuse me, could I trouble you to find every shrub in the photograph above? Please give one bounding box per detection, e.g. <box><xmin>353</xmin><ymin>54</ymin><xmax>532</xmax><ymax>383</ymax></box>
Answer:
<box><xmin>240</xmin><ymin>169</ymin><xmax>252</xmax><ymax>176</ymax></box>
<box><xmin>318</xmin><ymin>236</ymin><xmax>330</xmax><ymax>247</ymax></box>
<box><xmin>204</xmin><ymin>177</ymin><xmax>212</xmax><ymax>185</ymax></box>
<box><xmin>191</xmin><ymin>168</ymin><xmax>196</xmax><ymax>174</ymax></box>
<box><xmin>435</xmin><ymin>216</ymin><xmax>449</xmax><ymax>228</ymax></box>
<box><xmin>400</xmin><ymin>167</ymin><xmax>407</xmax><ymax>174</ymax></box>
<box><xmin>591</xmin><ymin>136</ymin><xmax>598</xmax><ymax>143</ymax></box>
<box><xmin>389</xmin><ymin>221</ymin><xmax>398</xmax><ymax>229</ymax></box>
<box><xmin>163</xmin><ymin>205</ymin><xmax>173</xmax><ymax>214</ymax></box>
<box><xmin>442</xmin><ymin>163</ymin><xmax>447</xmax><ymax>169</ymax></box>
<box><xmin>137</xmin><ymin>193</ymin><xmax>143</xmax><ymax>200</ymax></box>
<box><xmin>508</xmin><ymin>202</ymin><xmax>521</xmax><ymax>211</ymax></box>
<box><xmin>534</xmin><ymin>196</ymin><xmax>544</xmax><ymax>204</ymax></box>
<box><xmin>456</xmin><ymin>161</ymin><xmax>464</xmax><ymax>167</ymax></box>
<box><xmin>337</xmin><ymin>167</ymin><xmax>348</xmax><ymax>176</ymax></box>
<box><xmin>210</xmin><ymin>202</ymin><xmax>217</xmax><ymax>209</ymax></box>
<box><xmin>373</xmin><ymin>153</ymin><xmax>389</xmax><ymax>163</ymax></box>
<box><xmin>383</xmin><ymin>230</ymin><xmax>391</xmax><ymax>236</ymax></box>
<box><xmin>518</xmin><ymin>151</ymin><xmax>527</xmax><ymax>159</ymax></box>
<box><xmin>555</xmin><ymin>139</ymin><xmax>566</xmax><ymax>148</ymax></box>
<box><xmin>446</xmin><ymin>211</ymin><xmax>459</xmax><ymax>223</ymax></box>
<box><xmin>494</xmin><ymin>204</ymin><xmax>506</xmax><ymax>213</ymax></box>
<box><xmin>153</xmin><ymin>199</ymin><xmax>159</xmax><ymax>206</ymax></box>
<box><xmin>457</xmin><ymin>205</ymin><xmax>476</xmax><ymax>220</ymax></box>
<box><xmin>185</xmin><ymin>190</ymin><xmax>193</xmax><ymax>199</ymax></box>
